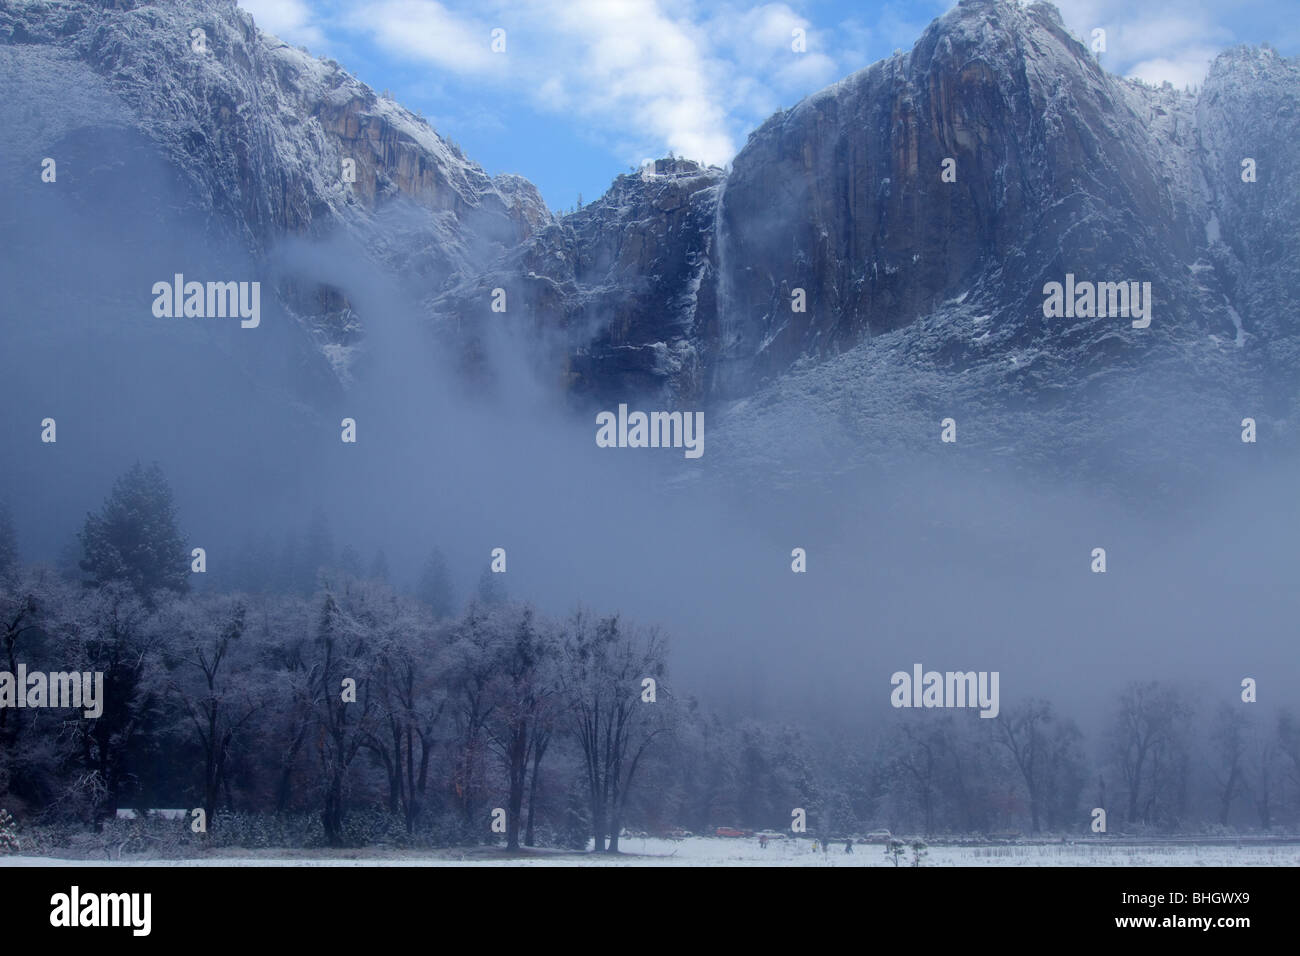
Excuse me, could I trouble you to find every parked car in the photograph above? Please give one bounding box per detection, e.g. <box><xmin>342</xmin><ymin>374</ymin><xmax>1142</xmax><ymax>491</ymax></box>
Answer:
<box><xmin>714</xmin><ymin>826</ymin><xmax>750</xmax><ymax>838</ymax></box>
<box><xmin>115</xmin><ymin>809</ymin><xmax>188</xmax><ymax>821</ymax></box>
<box><xmin>860</xmin><ymin>829</ymin><xmax>893</xmax><ymax>844</ymax></box>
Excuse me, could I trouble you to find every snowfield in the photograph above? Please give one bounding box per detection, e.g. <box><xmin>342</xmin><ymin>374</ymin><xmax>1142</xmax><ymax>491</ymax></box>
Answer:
<box><xmin>5</xmin><ymin>838</ymin><xmax>1299</xmax><ymax>867</ymax></box>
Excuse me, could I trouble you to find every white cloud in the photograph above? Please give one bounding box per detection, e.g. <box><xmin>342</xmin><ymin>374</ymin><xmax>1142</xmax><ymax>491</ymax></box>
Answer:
<box><xmin>526</xmin><ymin>0</ymin><xmax>737</xmax><ymax>165</ymax></box>
<box><xmin>1125</xmin><ymin>51</ymin><xmax>1220</xmax><ymax>90</ymax></box>
<box><xmin>1052</xmin><ymin>0</ymin><xmax>1232</xmax><ymax>87</ymax></box>
<box><xmin>348</xmin><ymin>0</ymin><xmax>737</xmax><ymax>166</ymax></box>
<box><xmin>831</xmin><ymin>16</ymin><xmax>878</xmax><ymax>76</ymax></box>
<box><xmin>701</xmin><ymin>3</ymin><xmax>840</xmax><ymax>119</ymax></box>
<box><xmin>234</xmin><ymin>1</ymin><xmax>982</xmax><ymax>171</ymax></box>
<box><xmin>238</xmin><ymin>0</ymin><xmax>326</xmax><ymax>48</ymax></box>
<box><xmin>343</xmin><ymin>0</ymin><xmax>500</xmax><ymax>76</ymax></box>
<box><xmin>232</xmin><ymin>0</ymin><xmax>1253</xmax><ymax>176</ymax></box>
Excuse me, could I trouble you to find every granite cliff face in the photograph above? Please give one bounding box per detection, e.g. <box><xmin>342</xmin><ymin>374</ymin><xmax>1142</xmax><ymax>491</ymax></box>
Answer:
<box><xmin>433</xmin><ymin>0</ymin><xmax>1300</xmax><ymax>424</ymax></box>
<box><xmin>1</xmin><ymin>0</ymin><xmax>549</xmax><ymax>388</ymax></box>
<box><xmin>1194</xmin><ymin>45</ymin><xmax>1300</xmax><ymax>396</ymax></box>
<box><xmin>433</xmin><ymin>157</ymin><xmax>726</xmax><ymax>402</ymax></box>
<box><xmin>718</xmin><ymin>0</ymin><xmax>1214</xmax><ymax>383</ymax></box>
<box><xmin>3</xmin><ymin>0</ymin><xmax>1299</xmax><ymax>454</ymax></box>
<box><xmin>701</xmin><ymin>4</ymin><xmax>1300</xmax><ymax>488</ymax></box>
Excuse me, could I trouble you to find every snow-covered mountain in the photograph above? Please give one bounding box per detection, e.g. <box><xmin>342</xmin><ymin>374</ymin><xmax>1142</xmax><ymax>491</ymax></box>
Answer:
<box><xmin>702</xmin><ymin>2</ymin><xmax>1300</xmax><ymax>487</ymax></box>
<box><xmin>1</xmin><ymin>0</ymin><xmax>549</xmax><ymax>390</ymax></box>
<box><xmin>3</xmin><ymin>0</ymin><xmax>1298</xmax><ymax>481</ymax></box>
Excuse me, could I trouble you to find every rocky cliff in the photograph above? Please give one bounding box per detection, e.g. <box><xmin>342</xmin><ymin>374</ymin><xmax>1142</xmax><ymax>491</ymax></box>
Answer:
<box><xmin>432</xmin><ymin>0</ymin><xmax>1300</xmax><ymax>426</ymax></box>
<box><xmin>3</xmin><ymin>0</ymin><xmax>1298</xmax><ymax>452</ymax></box>
<box><xmin>1</xmin><ymin>0</ymin><xmax>549</xmax><ymax>387</ymax></box>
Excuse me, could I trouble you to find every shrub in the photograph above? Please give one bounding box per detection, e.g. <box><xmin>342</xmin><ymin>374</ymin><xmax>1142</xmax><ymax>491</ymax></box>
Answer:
<box><xmin>0</xmin><ymin>809</ymin><xmax>20</xmax><ymax>853</ymax></box>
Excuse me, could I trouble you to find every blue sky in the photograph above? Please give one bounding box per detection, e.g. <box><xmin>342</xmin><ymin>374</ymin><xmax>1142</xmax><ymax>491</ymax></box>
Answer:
<box><xmin>238</xmin><ymin>0</ymin><xmax>1300</xmax><ymax>211</ymax></box>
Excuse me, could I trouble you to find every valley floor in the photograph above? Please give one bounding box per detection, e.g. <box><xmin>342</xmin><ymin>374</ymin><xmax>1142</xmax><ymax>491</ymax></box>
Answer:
<box><xmin>4</xmin><ymin>837</ymin><xmax>1299</xmax><ymax>867</ymax></box>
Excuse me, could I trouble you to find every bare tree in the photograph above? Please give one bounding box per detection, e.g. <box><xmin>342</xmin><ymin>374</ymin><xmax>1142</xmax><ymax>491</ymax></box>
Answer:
<box><xmin>307</xmin><ymin>583</ymin><xmax>380</xmax><ymax>846</ymax></box>
<box><xmin>1109</xmin><ymin>681</ymin><xmax>1191</xmax><ymax>829</ymax></box>
<box><xmin>995</xmin><ymin>698</ymin><xmax>1085</xmax><ymax>833</ymax></box>
<box><xmin>998</xmin><ymin>699</ymin><xmax>1052</xmax><ymax>833</ymax></box>
<box><xmin>363</xmin><ymin>601</ymin><xmax>446</xmax><ymax>834</ymax></box>
<box><xmin>889</xmin><ymin>718</ymin><xmax>943</xmax><ymax>836</ymax></box>
<box><xmin>523</xmin><ymin>712</ymin><xmax>555</xmax><ymax>847</ymax></box>
<box><xmin>561</xmin><ymin>610</ymin><xmax>669</xmax><ymax>853</ymax></box>
<box><xmin>485</xmin><ymin>604</ymin><xmax>558</xmax><ymax>850</ymax></box>
<box><xmin>250</xmin><ymin>592</ymin><xmax>316</xmax><ymax>814</ymax></box>
<box><xmin>1208</xmin><ymin>702</ymin><xmax>1249</xmax><ymax>827</ymax></box>
<box><xmin>163</xmin><ymin>595</ymin><xmax>264</xmax><ymax>828</ymax></box>
<box><xmin>0</xmin><ymin>567</ymin><xmax>49</xmax><ymax>743</ymax></box>
<box><xmin>445</xmin><ymin>601</ymin><xmax>505</xmax><ymax>832</ymax></box>
<box><xmin>58</xmin><ymin>582</ymin><xmax>162</xmax><ymax>824</ymax></box>
<box><xmin>1244</xmin><ymin>716</ymin><xmax>1280</xmax><ymax>830</ymax></box>
<box><xmin>1041</xmin><ymin>716</ymin><xmax>1086</xmax><ymax>831</ymax></box>
<box><xmin>1277</xmin><ymin>710</ymin><xmax>1300</xmax><ymax>819</ymax></box>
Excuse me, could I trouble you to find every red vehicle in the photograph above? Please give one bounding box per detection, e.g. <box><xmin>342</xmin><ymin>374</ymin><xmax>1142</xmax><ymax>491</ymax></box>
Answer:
<box><xmin>714</xmin><ymin>826</ymin><xmax>750</xmax><ymax>838</ymax></box>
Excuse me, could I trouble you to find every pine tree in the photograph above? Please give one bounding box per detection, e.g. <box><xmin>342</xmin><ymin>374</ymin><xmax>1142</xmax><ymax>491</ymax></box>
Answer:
<box><xmin>369</xmin><ymin>549</ymin><xmax>390</xmax><ymax>583</ymax></box>
<box><xmin>476</xmin><ymin>566</ymin><xmax>507</xmax><ymax>606</ymax></box>
<box><xmin>339</xmin><ymin>545</ymin><xmax>363</xmax><ymax>579</ymax></box>
<box><xmin>417</xmin><ymin>548</ymin><xmax>455</xmax><ymax>619</ymax></box>
<box><xmin>78</xmin><ymin>462</ymin><xmax>188</xmax><ymax>599</ymax></box>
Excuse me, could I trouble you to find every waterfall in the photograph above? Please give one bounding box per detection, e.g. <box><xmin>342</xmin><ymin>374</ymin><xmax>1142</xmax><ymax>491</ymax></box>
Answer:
<box><xmin>711</xmin><ymin>167</ymin><xmax>739</xmax><ymax>395</ymax></box>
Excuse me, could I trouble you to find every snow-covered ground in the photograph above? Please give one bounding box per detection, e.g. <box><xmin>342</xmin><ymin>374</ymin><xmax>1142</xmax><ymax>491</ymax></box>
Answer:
<box><xmin>5</xmin><ymin>838</ymin><xmax>1299</xmax><ymax>867</ymax></box>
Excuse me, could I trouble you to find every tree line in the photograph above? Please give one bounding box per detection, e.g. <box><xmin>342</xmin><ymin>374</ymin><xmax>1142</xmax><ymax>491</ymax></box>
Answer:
<box><xmin>2</xmin><ymin>463</ymin><xmax>1299</xmax><ymax>850</ymax></box>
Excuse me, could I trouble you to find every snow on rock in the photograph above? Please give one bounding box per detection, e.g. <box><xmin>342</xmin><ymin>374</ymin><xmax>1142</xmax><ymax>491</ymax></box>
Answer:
<box><xmin>0</xmin><ymin>0</ymin><xmax>550</xmax><ymax>384</ymax></box>
<box><xmin>3</xmin><ymin>0</ymin><xmax>1296</xmax><ymax>434</ymax></box>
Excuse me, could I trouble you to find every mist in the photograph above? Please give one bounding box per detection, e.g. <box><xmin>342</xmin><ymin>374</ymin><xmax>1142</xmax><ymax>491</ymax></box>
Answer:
<box><xmin>3</xmin><ymin>118</ymin><xmax>1295</xmax><ymax>751</ymax></box>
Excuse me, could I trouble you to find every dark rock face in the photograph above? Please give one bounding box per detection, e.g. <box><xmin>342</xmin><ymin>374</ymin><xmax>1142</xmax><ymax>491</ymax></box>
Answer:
<box><xmin>1195</xmin><ymin>45</ymin><xmax>1300</xmax><ymax>411</ymax></box>
<box><xmin>434</xmin><ymin>157</ymin><xmax>726</xmax><ymax>405</ymax></box>
<box><xmin>717</xmin><ymin>0</ymin><xmax>1224</xmax><ymax>390</ymax></box>
<box><xmin>439</xmin><ymin>0</ymin><xmax>1298</xmax><ymax>415</ymax></box>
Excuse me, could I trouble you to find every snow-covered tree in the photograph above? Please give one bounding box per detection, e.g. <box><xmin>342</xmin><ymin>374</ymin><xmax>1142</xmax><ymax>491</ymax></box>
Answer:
<box><xmin>160</xmin><ymin>594</ymin><xmax>266</xmax><ymax>828</ymax></box>
<box><xmin>443</xmin><ymin>601</ymin><xmax>508</xmax><ymax>832</ymax></box>
<box><xmin>338</xmin><ymin>545</ymin><xmax>363</xmax><ymax>580</ymax></box>
<box><xmin>307</xmin><ymin>581</ymin><xmax>382</xmax><ymax>846</ymax></box>
<box><xmin>560</xmin><ymin>610</ymin><xmax>670</xmax><ymax>853</ymax></box>
<box><xmin>416</xmin><ymin>548</ymin><xmax>455</xmax><ymax>620</ymax></box>
<box><xmin>0</xmin><ymin>566</ymin><xmax>72</xmax><ymax>810</ymax></box>
<box><xmin>0</xmin><ymin>808</ymin><xmax>18</xmax><ymax>853</ymax></box>
<box><xmin>55</xmin><ymin>581</ymin><xmax>163</xmax><ymax>822</ymax></box>
<box><xmin>360</xmin><ymin>594</ymin><xmax>446</xmax><ymax>833</ymax></box>
<box><xmin>474</xmin><ymin>566</ymin><xmax>506</xmax><ymax>607</ymax></box>
<box><xmin>368</xmin><ymin>549</ymin><xmax>390</xmax><ymax>584</ymax></box>
<box><xmin>78</xmin><ymin>462</ymin><xmax>188</xmax><ymax>601</ymax></box>
<box><xmin>484</xmin><ymin>604</ymin><xmax>559</xmax><ymax>850</ymax></box>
